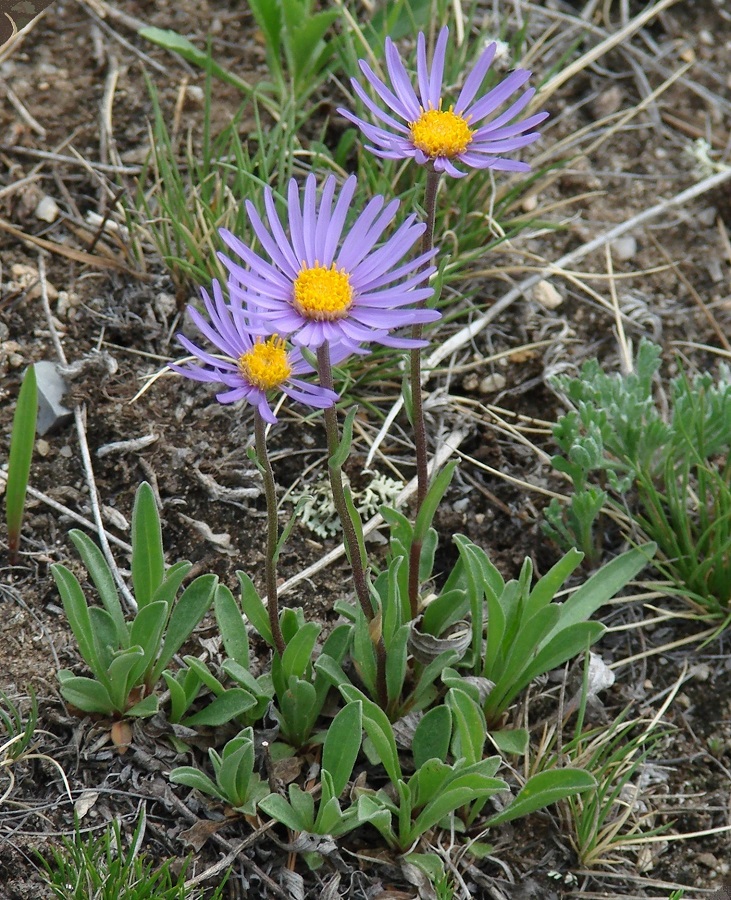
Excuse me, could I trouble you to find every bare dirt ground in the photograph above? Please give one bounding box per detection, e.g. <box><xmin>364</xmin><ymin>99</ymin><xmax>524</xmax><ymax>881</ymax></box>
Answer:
<box><xmin>1</xmin><ymin>0</ymin><xmax>731</xmax><ymax>898</ymax></box>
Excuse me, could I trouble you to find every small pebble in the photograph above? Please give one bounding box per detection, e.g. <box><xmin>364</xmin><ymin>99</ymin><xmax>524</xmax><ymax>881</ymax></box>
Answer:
<box><xmin>479</xmin><ymin>373</ymin><xmax>506</xmax><ymax>393</ymax></box>
<box><xmin>532</xmin><ymin>279</ymin><xmax>563</xmax><ymax>310</ymax></box>
<box><xmin>34</xmin><ymin>195</ymin><xmax>60</xmax><ymax>223</ymax></box>
<box><xmin>35</xmin><ymin>439</ymin><xmax>50</xmax><ymax>457</ymax></box>
<box><xmin>591</xmin><ymin>86</ymin><xmax>623</xmax><ymax>119</ymax></box>
<box><xmin>612</xmin><ymin>236</ymin><xmax>637</xmax><ymax>261</ymax></box>
<box><xmin>462</xmin><ymin>373</ymin><xmax>479</xmax><ymax>391</ymax></box>
<box><xmin>59</xmin><ymin>446</ymin><xmax>73</xmax><ymax>458</ymax></box>
<box><xmin>186</xmin><ymin>85</ymin><xmax>204</xmax><ymax>104</ymax></box>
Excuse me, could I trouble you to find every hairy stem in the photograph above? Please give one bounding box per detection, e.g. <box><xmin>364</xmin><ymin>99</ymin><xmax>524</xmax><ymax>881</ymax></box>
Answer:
<box><xmin>254</xmin><ymin>410</ymin><xmax>286</xmax><ymax>656</ymax></box>
<box><xmin>407</xmin><ymin>168</ymin><xmax>441</xmax><ymax>619</ymax></box>
<box><xmin>317</xmin><ymin>343</ymin><xmax>388</xmax><ymax>709</ymax></box>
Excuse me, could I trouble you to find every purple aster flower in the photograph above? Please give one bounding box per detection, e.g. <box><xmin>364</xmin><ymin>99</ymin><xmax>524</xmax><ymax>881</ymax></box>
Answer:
<box><xmin>169</xmin><ymin>279</ymin><xmax>340</xmax><ymax>424</ymax></box>
<box><xmin>217</xmin><ymin>173</ymin><xmax>440</xmax><ymax>354</ymax></box>
<box><xmin>338</xmin><ymin>26</ymin><xmax>548</xmax><ymax>178</ymax></box>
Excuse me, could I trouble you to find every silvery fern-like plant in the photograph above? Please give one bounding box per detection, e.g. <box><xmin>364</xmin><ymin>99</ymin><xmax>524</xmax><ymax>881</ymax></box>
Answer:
<box><xmin>53</xmin><ymin>483</ymin><xmax>217</xmax><ymax>718</ymax></box>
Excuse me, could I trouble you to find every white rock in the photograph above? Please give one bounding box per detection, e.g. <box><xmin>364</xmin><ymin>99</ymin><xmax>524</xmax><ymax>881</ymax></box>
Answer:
<box><xmin>479</xmin><ymin>373</ymin><xmax>506</xmax><ymax>394</ymax></box>
<box><xmin>35</xmin><ymin>195</ymin><xmax>60</xmax><ymax>223</ymax></box>
<box><xmin>612</xmin><ymin>236</ymin><xmax>637</xmax><ymax>261</ymax></box>
<box><xmin>532</xmin><ymin>279</ymin><xmax>563</xmax><ymax>310</ymax></box>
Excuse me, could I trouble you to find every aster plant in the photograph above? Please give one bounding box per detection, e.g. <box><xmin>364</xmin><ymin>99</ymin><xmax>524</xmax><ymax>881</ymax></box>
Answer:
<box><xmin>170</xmin><ymin>279</ymin><xmax>340</xmax><ymax>654</ymax></box>
<box><xmin>215</xmin><ymin>173</ymin><xmax>441</xmax><ymax>701</ymax></box>
<box><xmin>340</xmin><ymin>26</ymin><xmax>548</xmax><ymax>618</ymax></box>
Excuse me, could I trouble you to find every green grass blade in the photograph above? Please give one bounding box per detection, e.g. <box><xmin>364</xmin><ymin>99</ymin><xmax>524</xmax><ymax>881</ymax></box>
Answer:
<box><xmin>6</xmin><ymin>364</ymin><xmax>37</xmax><ymax>564</ymax></box>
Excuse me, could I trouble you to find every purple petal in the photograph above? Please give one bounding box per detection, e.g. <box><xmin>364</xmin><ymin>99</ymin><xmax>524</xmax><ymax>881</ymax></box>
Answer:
<box><xmin>383</xmin><ymin>39</ymin><xmax>421</xmax><ymax>119</ymax></box>
<box><xmin>321</xmin><ymin>174</ymin><xmax>357</xmax><ymax>266</ymax></box>
<box><xmin>427</xmin><ymin>27</ymin><xmax>449</xmax><ymax>109</ymax></box>
<box><xmin>455</xmin><ymin>42</ymin><xmax>497</xmax><ymax>114</ymax></box>
<box><xmin>302</xmin><ymin>173</ymin><xmax>318</xmax><ymax>267</ymax></box>
<box><xmin>244</xmin><ymin>201</ymin><xmax>298</xmax><ymax>279</ymax></box>
<box><xmin>287</xmin><ymin>177</ymin><xmax>307</xmax><ymax>264</ymax></box>
<box><xmin>263</xmin><ymin>187</ymin><xmax>301</xmax><ymax>274</ymax></box>
<box><xmin>416</xmin><ymin>32</ymin><xmax>430</xmax><ymax>109</ymax></box>
<box><xmin>359</xmin><ymin>57</ymin><xmax>417</xmax><ymax>122</ymax></box>
<box><xmin>466</xmin><ymin>69</ymin><xmax>532</xmax><ymax>122</ymax></box>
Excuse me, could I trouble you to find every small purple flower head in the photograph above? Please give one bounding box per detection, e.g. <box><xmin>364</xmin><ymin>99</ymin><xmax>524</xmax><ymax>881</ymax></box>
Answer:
<box><xmin>169</xmin><ymin>279</ymin><xmax>339</xmax><ymax>424</ymax></box>
<box><xmin>338</xmin><ymin>26</ymin><xmax>548</xmax><ymax>178</ymax></box>
<box><xmin>218</xmin><ymin>173</ymin><xmax>440</xmax><ymax>354</ymax></box>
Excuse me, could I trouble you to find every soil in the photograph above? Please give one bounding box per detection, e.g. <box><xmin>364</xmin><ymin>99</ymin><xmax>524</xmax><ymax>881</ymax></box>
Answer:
<box><xmin>1</xmin><ymin>0</ymin><xmax>731</xmax><ymax>898</ymax></box>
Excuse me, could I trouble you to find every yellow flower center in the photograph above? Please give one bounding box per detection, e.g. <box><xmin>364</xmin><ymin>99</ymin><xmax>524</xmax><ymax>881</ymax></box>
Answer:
<box><xmin>410</xmin><ymin>106</ymin><xmax>473</xmax><ymax>158</ymax></box>
<box><xmin>293</xmin><ymin>264</ymin><xmax>353</xmax><ymax>321</ymax></box>
<box><xmin>238</xmin><ymin>336</ymin><xmax>291</xmax><ymax>391</ymax></box>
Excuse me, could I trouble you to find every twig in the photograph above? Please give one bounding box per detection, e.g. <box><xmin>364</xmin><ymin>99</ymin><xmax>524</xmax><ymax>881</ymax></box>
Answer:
<box><xmin>0</xmin><ymin>144</ymin><xmax>141</xmax><ymax>174</ymax></box>
<box><xmin>0</xmin><ymin>217</ymin><xmax>148</xmax><ymax>278</ymax></box>
<box><xmin>0</xmin><ymin>79</ymin><xmax>46</xmax><ymax>136</ymax></box>
<box><xmin>37</xmin><ymin>255</ymin><xmax>137</xmax><ymax>611</ymax></box>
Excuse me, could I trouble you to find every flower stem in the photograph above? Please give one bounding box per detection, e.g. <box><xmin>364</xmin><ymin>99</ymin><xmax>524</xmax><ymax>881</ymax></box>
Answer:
<box><xmin>254</xmin><ymin>410</ymin><xmax>286</xmax><ymax>656</ymax></box>
<box><xmin>407</xmin><ymin>168</ymin><xmax>441</xmax><ymax>620</ymax></box>
<box><xmin>317</xmin><ymin>343</ymin><xmax>388</xmax><ymax>710</ymax></box>
<box><xmin>317</xmin><ymin>344</ymin><xmax>374</xmax><ymax>622</ymax></box>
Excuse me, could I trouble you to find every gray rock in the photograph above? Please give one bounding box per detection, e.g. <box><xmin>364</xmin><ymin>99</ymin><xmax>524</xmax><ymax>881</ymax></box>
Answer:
<box><xmin>35</xmin><ymin>360</ymin><xmax>73</xmax><ymax>435</ymax></box>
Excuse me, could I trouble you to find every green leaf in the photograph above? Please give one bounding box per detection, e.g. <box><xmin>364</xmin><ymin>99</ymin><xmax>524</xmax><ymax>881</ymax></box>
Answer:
<box><xmin>288</xmin><ymin>783</ymin><xmax>316</xmax><ymax>829</ymax></box>
<box><xmin>149</xmin><ymin>573</ymin><xmax>217</xmax><ymax>684</ymax></box>
<box><xmin>488</xmin><ymin>728</ymin><xmax>529</xmax><ymax>756</ymax></box>
<box><xmin>6</xmin><ymin>363</ymin><xmax>37</xmax><ymax>562</ymax></box>
<box><xmin>182</xmin><ymin>689</ymin><xmax>256</xmax><ymax>727</ymax></box>
<box><xmin>57</xmin><ymin>673</ymin><xmax>114</xmax><ymax>714</ymax></box>
<box><xmin>412</xmin><ymin>706</ymin><xmax>452</xmax><ymax>769</ymax></box>
<box><xmin>385</xmin><ymin>625</ymin><xmax>409</xmax><ymax>706</ymax></box>
<box><xmin>413</xmin><ymin>461</ymin><xmax>457</xmax><ymax>544</ymax></box>
<box><xmin>523</xmin><ymin>548</ymin><xmax>584</xmax><ymax>620</ymax></box>
<box><xmin>138</xmin><ymin>26</ymin><xmax>273</xmax><ymax>110</ymax></box>
<box><xmin>509</xmin><ymin>622</ymin><xmax>605</xmax><ymax>698</ymax></box>
<box><xmin>169</xmin><ymin>766</ymin><xmax>223</xmax><ymax>801</ymax></box>
<box><xmin>106</xmin><ymin>647</ymin><xmax>145</xmax><ymax>711</ymax></box>
<box><xmin>150</xmin><ymin>559</ymin><xmax>193</xmax><ymax>606</ymax></box>
<box><xmin>408</xmin><ymin>758</ymin><xmax>453</xmax><ymax>808</ymax></box>
<box><xmin>88</xmin><ymin>606</ymin><xmax>120</xmax><ymax>671</ymax></box>
<box><xmin>313</xmin><ymin>653</ymin><xmax>352</xmax><ymax>690</ymax></box>
<box><xmin>125</xmin><ymin>692</ymin><xmax>159</xmax><ymax>718</ymax></box>
<box><xmin>259</xmin><ymin>793</ymin><xmax>305</xmax><ymax>832</ymax></box>
<box><xmin>164</xmin><ymin>671</ymin><xmax>192</xmax><ymax>724</ymax></box>
<box><xmin>329</xmin><ymin>407</ymin><xmax>357</xmax><ymax>471</ymax></box>
<box><xmin>446</xmin><ymin>688</ymin><xmax>485</xmax><ymax>765</ymax></box>
<box><xmin>69</xmin><ymin>530</ymin><xmax>128</xmax><ymax>648</ymax></box>
<box><xmin>322</xmin><ymin>701</ymin><xmax>362</xmax><ymax>797</ymax></box>
<box><xmin>281</xmin><ymin>622</ymin><xmax>320</xmax><ymax>681</ymax></box>
<box><xmin>129</xmin><ymin>601</ymin><xmax>169</xmax><ymax>684</ymax></box>
<box><xmin>484</xmin><ymin>769</ymin><xmax>596</xmax><ymax>827</ymax></box>
<box><xmin>545</xmin><ymin>544</ymin><xmax>656</xmax><ymax>642</ymax></box>
<box><xmin>340</xmin><ymin>686</ymin><xmax>401</xmax><ymax>787</ymax></box>
<box><xmin>237</xmin><ymin>571</ymin><xmax>273</xmax><ymax>646</ymax></box>
<box><xmin>182</xmin><ymin>656</ymin><xmax>226</xmax><ymax>695</ymax></box>
<box><xmin>278</xmin><ymin>678</ymin><xmax>318</xmax><ymax>747</ymax></box>
<box><xmin>52</xmin><ymin>564</ymin><xmax>105</xmax><ymax>681</ymax></box>
<box><xmin>247</xmin><ymin>0</ymin><xmax>282</xmax><ymax>60</ymax></box>
<box><xmin>218</xmin><ymin>738</ymin><xmax>256</xmax><ymax>808</ymax></box>
<box><xmin>130</xmin><ymin>483</ymin><xmax>165</xmax><ymax>608</ymax></box>
<box><xmin>412</xmin><ymin>776</ymin><xmax>506</xmax><ymax>838</ymax></box>
<box><xmin>356</xmin><ymin>794</ymin><xmax>395</xmax><ymax>846</ymax></box>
